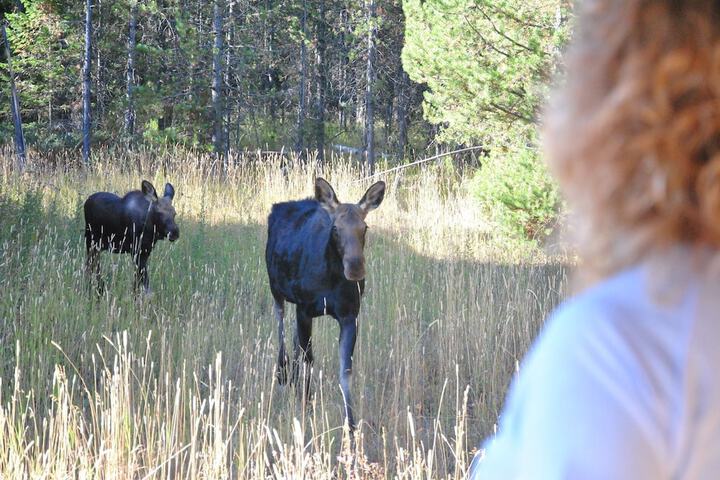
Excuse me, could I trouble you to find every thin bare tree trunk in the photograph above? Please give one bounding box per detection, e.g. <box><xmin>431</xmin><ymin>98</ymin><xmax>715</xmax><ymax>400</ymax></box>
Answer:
<box><xmin>314</xmin><ymin>0</ymin><xmax>326</xmax><ymax>165</ymax></box>
<box><xmin>2</xmin><ymin>22</ymin><xmax>26</xmax><ymax>171</ymax></box>
<box><xmin>125</xmin><ymin>0</ymin><xmax>138</xmax><ymax>145</ymax></box>
<box><xmin>339</xmin><ymin>7</ymin><xmax>350</xmax><ymax>129</ymax></box>
<box><xmin>82</xmin><ymin>0</ymin><xmax>93</xmax><ymax>166</ymax></box>
<box><xmin>212</xmin><ymin>0</ymin><xmax>226</xmax><ymax>167</ymax></box>
<box><xmin>364</xmin><ymin>0</ymin><xmax>377</xmax><ymax>172</ymax></box>
<box><xmin>224</xmin><ymin>0</ymin><xmax>234</xmax><ymax>159</ymax></box>
<box><xmin>384</xmin><ymin>98</ymin><xmax>392</xmax><ymax>145</ymax></box>
<box><xmin>263</xmin><ymin>0</ymin><xmax>278</xmax><ymax>121</ymax></box>
<box><xmin>95</xmin><ymin>0</ymin><xmax>104</xmax><ymax>125</ymax></box>
<box><xmin>155</xmin><ymin>0</ymin><xmax>174</xmax><ymax>133</ymax></box>
<box><xmin>294</xmin><ymin>0</ymin><xmax>307</xmax><ymax>159</ymax></box>
<box><xmin>395</xmin><ymin>68</ymin><xmax>410</xmax><ymax>159</ymax></box>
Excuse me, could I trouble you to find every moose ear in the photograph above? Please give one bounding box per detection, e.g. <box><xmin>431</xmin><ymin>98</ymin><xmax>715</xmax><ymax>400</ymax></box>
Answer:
<box><xmin>164</xmin><ymin>182</ymin><xmax>175</xmax><ymax>200</ymax></box>
<box><xmin>315</xmin><ymin>177</ymin><xmax>339</xmax><ymax>213</ymax></box>
<box><xmin>141</xmin><ymin>180</ymin><xmax>159</xmax><ymax>202</ymax></box>
<box><xmin>358</xmin><ymin>180</ymin><xmax>386</xmax><ymax>214</ymax></box>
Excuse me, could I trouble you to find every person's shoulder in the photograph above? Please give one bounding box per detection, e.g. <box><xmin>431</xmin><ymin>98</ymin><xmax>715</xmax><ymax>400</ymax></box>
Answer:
<box><xmin>567</xmin><ymin>265</ymin><xmax>646</xmax><ymax>311</ymax></box>
<box><xmin>476</xmin><ymin>265</ymin><xmax>675</xmax><ymax>480</ymax></box>
<box><xmin>517</xmin><ymin>264</ymin><xmax>673</xmax><ymax>393</ymax></box>
<box><xmin>545</xmin><ymin>266</ymin><xmax>647</xmax><ymax>340</ymax></box>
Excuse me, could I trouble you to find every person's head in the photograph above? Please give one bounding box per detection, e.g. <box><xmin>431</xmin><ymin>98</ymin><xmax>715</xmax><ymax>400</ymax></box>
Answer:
<box><xmin>545</xmin><ymin>1</ymin><xmax>720</xmax><ymax>280</ymax></box>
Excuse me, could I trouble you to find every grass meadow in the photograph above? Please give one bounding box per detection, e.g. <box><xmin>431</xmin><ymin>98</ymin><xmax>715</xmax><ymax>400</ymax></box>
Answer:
<box><xmin>0</xmin><ymin>147</ymin><xmax>568</xmax><ymax>479</ymax></box>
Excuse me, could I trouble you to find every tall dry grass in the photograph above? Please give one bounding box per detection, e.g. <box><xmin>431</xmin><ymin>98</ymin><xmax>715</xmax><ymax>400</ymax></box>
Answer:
<box><xmin>0</xmin><ymin>147</ymin><xmax>568</xmax><ymax>478</ymax></box>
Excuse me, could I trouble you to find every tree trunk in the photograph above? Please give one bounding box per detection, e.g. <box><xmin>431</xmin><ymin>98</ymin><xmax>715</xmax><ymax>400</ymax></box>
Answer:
<box><xmin>224</xmin><ymin>0</ymin><xmax>234</xmax><ymax>158</ymax></box>
<box><xmin>2</xmin><ymin>23</ymin><xmax>26</xmax><ymax>171</ymax></box>
<box><xmin>82</xmin><ymin>0</ymin><xmax>93</xmax><ymax>166</ymax></box>
<box><xmin>263</xmin><ymin>0</ymin><xmax>278</xmax><ymax>121</ymax></box>
<box><xmin>384</xmin><ymin>97</ymin><xmax>393</xmax><ymax>145</ymax></box>
<box><xmin>125</xmin><ymin>0</ymin><xmax>138</xmax><ymax>145</ymax></box>
<box><xmin>339</xmin><ymin>6</ymin><xmax>350</xmax><ymax>130</ymax></box>
<box><xmin>314</xmin><ymin>0</ymin><xmax>327</xmax><ymax>165</ymax></box>
<box><xmin>155</xmin><ymin>0</ymin><xmax>174</xmax><ymax>133</ymax></box>
<box><xmin>294</xmin><ymin>0</ymin><xmax>307</xmax><ymax>158</ymax></box>
<box><xmin>395</xmin><ymin>68</ymin><xmax>410</xmax><ymax>159</ymax></box>
<box><xmin>212</xmin><ymin>0</ymin><xmax>226</xmax><ymax>166</ymax></box>
<box><xmin>364</xmin><ymin>0</ymin><xmax>377</xmax><ymax>172</ymax></box>
<box><xmin>95</xmin><ymin>0</ymin><xmax>104</xmax><ymax>126</ymax></box>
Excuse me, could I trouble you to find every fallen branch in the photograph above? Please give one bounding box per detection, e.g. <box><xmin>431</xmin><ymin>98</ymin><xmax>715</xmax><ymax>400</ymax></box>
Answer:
<box><xmin>355</xmin><ymin>145</ymin><xmax>488</xmax><ymax>182</ymax></box>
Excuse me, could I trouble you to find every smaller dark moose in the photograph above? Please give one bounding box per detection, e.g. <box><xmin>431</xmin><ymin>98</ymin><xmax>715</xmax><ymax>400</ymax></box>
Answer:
<box><xmin>266</xmin><ymin>177</ymin><xmax>386</xmax><ymax>430</ymax></box>
<box><xmin>84</xmin><ymin>180</ymin><xmax>179</xmax><ymax>295</ymax></box>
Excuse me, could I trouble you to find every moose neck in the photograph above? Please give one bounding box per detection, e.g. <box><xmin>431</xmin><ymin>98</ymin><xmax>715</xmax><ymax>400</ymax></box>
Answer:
<box><xmin>323</xmin><ymin>223</ymin><xmax>348</xmax><ymax>281</ymax></box>
<box><xmin>140</xmin><ymin>205</ymin><xmax>159</xmax><ymax>244</ymax></box>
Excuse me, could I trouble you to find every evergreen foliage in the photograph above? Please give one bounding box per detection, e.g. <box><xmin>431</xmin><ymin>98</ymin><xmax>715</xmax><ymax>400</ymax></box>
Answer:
<box><xmin>402</xmin><ymin>0</ymin><xmax>570</xmax><ymax>241</ymax></box>
<box><xmin>1</xmin><ymin>0</ymin><xmax>422</xmax><ymax>156</ymax></box>
<box><xmin>402</xmin><ymin>0</ymin><xmax>570</xmax><ymax>148</ymax></box>
<box><xmin>470</xmin><ymin>148</ymin><xmax>560</xmax><ymax>242</ymax></box>
<box><xmin>3</xmin><ymin>1</ymin><xmax>82</xmax><ymax>149</ymax></box>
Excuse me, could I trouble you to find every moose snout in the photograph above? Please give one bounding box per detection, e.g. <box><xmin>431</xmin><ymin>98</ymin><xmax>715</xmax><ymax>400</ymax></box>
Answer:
<box><xmin>168</xmin><ymin>228</ymin><xmax>180</xmax><ymax>242</ymax></box>
<box><xmin>343</xmin><ymin>257</ymin><xmax>365</xmax><ymax>281</ymax></box>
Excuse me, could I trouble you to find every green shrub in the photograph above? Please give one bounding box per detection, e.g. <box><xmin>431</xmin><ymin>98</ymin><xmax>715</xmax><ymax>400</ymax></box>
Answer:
<box><xmin>470</xmin><ymin>148</ymin><xmax>560</xmax><ymax>242</ymax></box>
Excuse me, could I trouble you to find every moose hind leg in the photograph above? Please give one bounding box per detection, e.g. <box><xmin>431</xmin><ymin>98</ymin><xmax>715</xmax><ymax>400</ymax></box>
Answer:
<box><xmin>85</xmin><ymin>241</ymin><xmax>104</xmax><ymax>296</ymax></box>
<box><xmin>293</xmin><ymin>306</ymin><xmax>314</xmax><ymax>398</ymax></box>
<box><xmin>338</xmin><ymin>317</ymin><xmax>357</xmax><ymax>431</ymax></box>
<box><xmin>274</xmin><ymin>297</ymin><xmax>289</xmax><ymax>385</ymax></box>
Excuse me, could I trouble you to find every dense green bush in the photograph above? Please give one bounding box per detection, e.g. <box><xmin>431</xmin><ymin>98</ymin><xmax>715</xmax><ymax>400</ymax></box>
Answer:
<box><xmin>470</xmin><ymin>148</ymin><xmax>560</xmax><ymax>242</ymax></box>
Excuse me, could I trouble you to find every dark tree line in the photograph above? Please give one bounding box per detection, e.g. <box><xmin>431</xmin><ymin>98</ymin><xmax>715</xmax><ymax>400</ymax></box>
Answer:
<box><xmin>0</xmin><ymin>0</ymin><xmax>426</xmax><ymax>168</ymax></box>
<box><xmin>1</xmin><ymin>0</ymin><xmax>570</xmax><ymax>176</ymax></box>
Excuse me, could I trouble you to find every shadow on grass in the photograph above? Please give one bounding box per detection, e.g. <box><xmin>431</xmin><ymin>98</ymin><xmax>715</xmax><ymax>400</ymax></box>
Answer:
<box><xmin>0</xmin><ymin>186</ymin><xmax>570</xmax><ymax>475</ymax></box>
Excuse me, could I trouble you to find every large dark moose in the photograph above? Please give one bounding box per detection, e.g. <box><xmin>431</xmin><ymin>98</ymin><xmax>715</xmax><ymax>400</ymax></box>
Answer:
<box><xmin>265</xmin><ymin>177</ymin><xmax>386</xmax><ymax>430</ymax></box>
<box><xmin>84</xmin><ymin>180</ymin><xmax>179</xmax><ymax>295</ymax></box>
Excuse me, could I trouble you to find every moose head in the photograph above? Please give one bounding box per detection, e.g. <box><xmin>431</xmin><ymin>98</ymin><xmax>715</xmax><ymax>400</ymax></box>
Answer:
<box><xmin>315</xmin><ymin>177</ymin><xmax>385</xmax><ymax>281</ymax></box>
<box><xmin>141</xmin><ymin>180</ymin><xmax>179</xmax><ymax>242</ymax></box>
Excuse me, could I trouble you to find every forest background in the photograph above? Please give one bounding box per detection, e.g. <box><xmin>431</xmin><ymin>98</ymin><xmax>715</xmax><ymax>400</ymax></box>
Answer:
<box><xmin>1</xmin><ymin>0</ymin><xmax>571</xmax><ymax>243</ymax></box>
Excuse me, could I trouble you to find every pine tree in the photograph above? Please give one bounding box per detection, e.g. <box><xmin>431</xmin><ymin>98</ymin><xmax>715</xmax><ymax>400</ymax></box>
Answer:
<box><xmin>402</xmin><ymin>0</ymin><xmax>569</xmax><ymax>148</ymax></box>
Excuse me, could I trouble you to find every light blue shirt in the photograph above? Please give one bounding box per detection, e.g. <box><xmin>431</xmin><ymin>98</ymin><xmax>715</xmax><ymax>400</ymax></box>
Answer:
<box><xmin>472</xmin><ymin>251</ymin><xmax>720</xmax><ymax>479</ymax></box>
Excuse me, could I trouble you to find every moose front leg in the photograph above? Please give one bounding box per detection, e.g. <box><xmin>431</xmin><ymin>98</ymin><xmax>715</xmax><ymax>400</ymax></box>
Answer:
<box><xmin>134</xmin><ymin>251</ymin><xmax>151</xmax><ymax>294</ymax></box>
<box><xmin>293</xmin><ymin>306</ymin><xmax>314</xmax><ymax>398</ymax></box>
<box><xmin>338</xmin><ymin>316</ymin><xmax>357</xmax><ymax>431</ymax></box>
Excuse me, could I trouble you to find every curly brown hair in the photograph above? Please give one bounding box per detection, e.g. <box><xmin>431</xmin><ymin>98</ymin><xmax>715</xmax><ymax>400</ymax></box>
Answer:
<box><xmin>544</xmin><ymin>0</ymin><xmax>720</xmax><ymax>280</ymax></box>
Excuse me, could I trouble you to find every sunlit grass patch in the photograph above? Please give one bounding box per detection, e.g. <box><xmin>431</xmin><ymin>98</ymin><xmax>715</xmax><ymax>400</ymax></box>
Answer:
<box><xmin>0</xmin><ymin>147</ymin><xmax>569</xmax><ymax>478</ymax></box>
